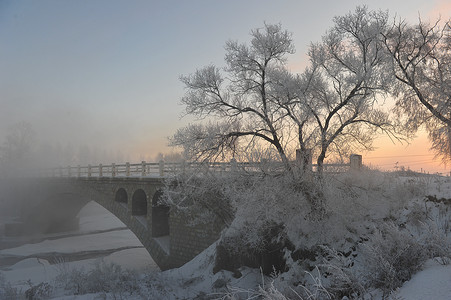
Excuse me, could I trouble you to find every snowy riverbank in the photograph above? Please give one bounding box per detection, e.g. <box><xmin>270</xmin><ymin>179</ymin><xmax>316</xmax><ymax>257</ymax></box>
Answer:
<box><xmin>0</xmin><ymin>201</ymin><xmax>158</xmax><ymax>296</ymax></box>
<box><xmin>1</xmin><ymin>175</ymin><xmax>450</xmax><ymax>299</ymax></box>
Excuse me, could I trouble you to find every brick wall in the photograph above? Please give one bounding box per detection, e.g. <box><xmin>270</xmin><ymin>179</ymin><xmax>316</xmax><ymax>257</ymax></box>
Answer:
<box><xmin>169</xmin><ymin>209</ymin><xmax>225</xmax><ymax>267</ymax></box>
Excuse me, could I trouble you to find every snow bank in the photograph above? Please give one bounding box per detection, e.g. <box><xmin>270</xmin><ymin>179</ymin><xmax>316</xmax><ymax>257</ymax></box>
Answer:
<box><xmin>394</xmin><ymin>259</ymin><xmax>451</xmax><ymax>300</ymax></box>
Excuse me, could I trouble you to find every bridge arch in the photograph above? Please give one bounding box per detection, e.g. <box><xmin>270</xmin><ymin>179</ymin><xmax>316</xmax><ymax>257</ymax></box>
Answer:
<box><xmin>115</xmin><ymin>188</ymin><xmax>128</xmax><ymax>206</ymax></box>
<box><xmin>132</xmin><ymin>189</ymin><xmax>147</xmax><ymax>216</ymax></box>
<box><xmin>152</xmin><ymin>189</ymin><xmax>169</xmax><ymax>237</ymax></box>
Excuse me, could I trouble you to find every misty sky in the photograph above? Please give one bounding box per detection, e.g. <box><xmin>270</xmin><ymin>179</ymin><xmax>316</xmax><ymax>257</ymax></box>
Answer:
<box><xmin>1</xmin><ymin>0</ymin><xmax>450</xmax><ymax>171</ymax></box>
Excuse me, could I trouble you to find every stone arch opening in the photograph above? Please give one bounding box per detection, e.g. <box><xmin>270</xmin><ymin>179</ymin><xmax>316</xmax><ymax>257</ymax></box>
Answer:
<box><xmin>152</xmin><ymin>190</ymin><xmax>169</xmax><ymax>237</ymax></box>
<box><xmin>115</xmin><ymin>188</ymin><xmax>128</xmax><ymax>206</ymax></box>
<box><xmin>132</xmin><ymin>189</ymin><xmax>147</xmax><ymax>216</ymax></box>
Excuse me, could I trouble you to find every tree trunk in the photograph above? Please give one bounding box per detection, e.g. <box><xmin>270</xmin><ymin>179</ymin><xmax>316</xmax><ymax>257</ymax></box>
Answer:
<box><xmin>277</xmin><ymin>145</ymin><xmax>293</xmax><ymax>175</ymax></box>
<box><xmin>317</xmin><ymin>150</ymin><xmax>326</xmax><ymax>176</ymax></box>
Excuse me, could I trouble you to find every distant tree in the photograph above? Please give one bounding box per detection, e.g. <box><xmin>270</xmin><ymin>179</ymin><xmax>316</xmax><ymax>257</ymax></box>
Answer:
<box><xmin>171</xmin><ymin>23</ymin><xmax>297</xmax><ymax>172</ymax></box>
<box><xmin>0</xmin><ymin>121</ymin><xmax>36</xmax><ymax>172</ymax></box>
<box><xmin>382</xmin><ymin>17</ymin><xmax>451</xmax><ymax>163</ymax></box>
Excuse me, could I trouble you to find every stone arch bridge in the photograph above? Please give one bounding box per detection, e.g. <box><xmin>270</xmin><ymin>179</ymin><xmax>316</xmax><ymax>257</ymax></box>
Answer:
<box><xmin>3</xmin><ymin>175</ymin><xmax>224</xmax><ymax>270</ymax></box>
<box><xmin>4</xmin><ymin>157</ymin><xmax>360</xmax><ymax>270</ymax></box>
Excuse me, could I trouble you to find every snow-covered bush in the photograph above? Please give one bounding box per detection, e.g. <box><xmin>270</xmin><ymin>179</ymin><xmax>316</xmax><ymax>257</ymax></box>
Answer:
<box><xmin>360</xmin><ymin>222</ymin><xmax>427</xmax><ymax>298</ymax></box>
<box><xmin>162</xmin><ymin>167</ymin><xmax>326</xmax><ymax>274</ymax></box>
<box><xmin>216</xmin><ymin>221</ymin><xmax>290</xmax><ymax>275</ymax></box>
<box><xmin>215</xmin><ymin>171</ymin><xmax>322</xmax><ymax>275</ymax></box>
<box><xmin>221</xmin><ymin>268</ymin><xmax>332</xmax><ymax>300</ymax></box>
<box><xmin>0</xmin><ymin>273</ymin><xmax>20</xmax><ymax>300</ymax></box>
<box><xmin>55</xmin><ymin>260</ymin><xmax>140</xmax><ymax>298</ymax></box>
<box><xmin>399</xmin><ymin>195</ymin><xmax>451</xmax><ymax>265</ymax></box>
<box><xmin>319</xmin><ymin>246</ymin><xmax>366</xmax><ymax>299</ymax></box>
<box><xmin>417</xmin><ymin>197</ymin><xmax>450</xmax><ymax>265</ymax></box>
<box><xmin>423</xmin><ymin>222</ymin><xmax>451</xmax><ymax>265</ymax></box>
<box><xmin>161</xmin><ymin>165</ymin><xmax>449</xmax><ymax>298</ymax></box>
<box><xmin>162</xmin><ymin>171</ymin><xmax>235</xmax><ymax>227</ymax></box>
<box><xmin>25</xmin><ymin>280</ymin><xmax>53</xmax><ymax>300</ymax></box>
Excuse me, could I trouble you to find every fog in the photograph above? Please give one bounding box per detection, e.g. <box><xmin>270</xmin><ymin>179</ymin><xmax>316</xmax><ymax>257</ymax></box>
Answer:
<box><xmin>0</xmin><ymin>99</ymin><xmax>180</xmax><ymax>166</ymax></box>
<box><xmin>2</xmin><ymin>0</ymin><xmax>443</xmax><ymax>170</ymax></box>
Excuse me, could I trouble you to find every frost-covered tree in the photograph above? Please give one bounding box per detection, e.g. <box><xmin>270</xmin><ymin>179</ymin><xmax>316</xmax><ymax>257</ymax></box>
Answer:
<box><xmin>382</xmin><ymin>18</ymin><xmax>451</xmax><ymax>163</ymax></box>
<box><xmin>0</xmin><ymin>122</ymin><xmax>36</xmax><ymax>173</ymax></box>
<box><xmin>171</xmin><ymin>23</ymin><xmax>297</xmax><ymax>172</ymax></box>
<box><xmin>301</xmin><ymin>7</ymin><xmax>397</xmax><ymax>173</ymax></box>
<box><xmin>173</xmin><ymin>11</ymin><xmax>402</xmax><ymax>176</ymax></box>
<box><xmin>268</xmin><ymin>68</ymin><xmax>318</xmax><ymax>172</ymax></box>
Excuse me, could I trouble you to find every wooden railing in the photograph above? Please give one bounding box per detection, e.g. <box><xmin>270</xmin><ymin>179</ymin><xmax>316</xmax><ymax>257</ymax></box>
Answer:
<box><xmin>42</xmin><ymin>155</ymin><xmax>362</xmax><ymax>178</ymax></box>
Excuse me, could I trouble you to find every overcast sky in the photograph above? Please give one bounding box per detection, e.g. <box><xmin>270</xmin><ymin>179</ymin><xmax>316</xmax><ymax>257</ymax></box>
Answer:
<box><xmin>1</xmin><ymin>0</ymin><xmax>450</xmax><ymax>171</ymax></box>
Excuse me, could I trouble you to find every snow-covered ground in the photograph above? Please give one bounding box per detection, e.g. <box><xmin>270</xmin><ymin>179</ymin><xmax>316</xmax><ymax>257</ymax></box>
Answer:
<box><xmin>1</xmin><ymin>176</ymin><xmax>450</xmax><ymax>299</ymax></box>
<box><xmin>394</xmin><ymin>259</ymin><xmax>451</xmax><ymax>300</ymax></box>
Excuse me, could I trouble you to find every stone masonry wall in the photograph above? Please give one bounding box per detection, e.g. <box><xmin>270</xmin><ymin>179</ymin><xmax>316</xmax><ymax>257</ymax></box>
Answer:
<box><xmin>169</xmin><ymin>209</ymin><xmax>225</xmax><ymax>267</ymax></box>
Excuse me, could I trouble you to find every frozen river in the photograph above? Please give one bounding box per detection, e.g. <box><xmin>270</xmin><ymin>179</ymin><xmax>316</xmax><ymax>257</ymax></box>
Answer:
<box><xmin>0</xmin><ymin>201</ymin><xmax>159</xmax><ymax>291</ymax></box>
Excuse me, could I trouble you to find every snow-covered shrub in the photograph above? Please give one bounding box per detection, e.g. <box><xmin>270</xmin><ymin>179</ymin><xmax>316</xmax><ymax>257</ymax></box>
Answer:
<box><xmin>162</xmin><ymin>165</ymin><xmax>449</xmax><ymax>298</ymax></box>
<box><xmin>360</xmin><ymin>222</ymin><xmax>427</xmax><ymax>298</ymax></box>
<box><xmin>297</xmin><ymin>267</ymin><xmax>333</xmax><ymax>300</ymax></box>
<box><xmin>419</xmin><ymin>198</ymin><xmax>451</xmax><ymax>265</ymax></box>
<box><xmin>319</xmin><ymin>246</ymin><xmax>366</xmax><ymax>299</ymax></box>
<box><xmin>0</xmin><ymin>273</ymin><xmax>20</xmax><ymax>300</ymax></box>
<box><xmin>163</xmin><ymin>167</ymin><xmax>325</xmax><ymax>274</ymax></box>
<box><xmin>215</xmin><ymin>221</ymin><xmax>290</xmax><ymax>275</ymax></box>
<box><xmin>396</xmin><ymin>177</ymin><xmax>428</xmax><ymax>199</ymax></box>
<box><xmin>221</xmin><ymin>267</ymin><xmax>332</xmax><ymax>300</ymax></box>
<box><xmin>55</xmin><ymin>264</ymin><xmax>86</xmax><ymax>295</ymax></box>
<box><xmin>215</xmin><ymin>172</ymin><xmax>320</xmax><ymax>274</ymax></box>
<box><xmin>25</xmin><ymin>280</ymin><xmax>53</xmax><ymax>300</ymax></box>
<box><xmin>221</xmin><ymin>280</ymin><xmax>292</xmax><ymax>300</ymax></box>
<box><xmin>55</xmin><ymin>260</ymin><xmax>140</xmax><ymax>298</ymax></box>
<box><xmin>400</xmin><ymin>195</ymin><xmax>451</xmax><ymax>265</ymax></box>
<box><xmin>423</xmin><ymin>222</ymin><xmax>451</xmax><ymax>265</ymax></box>
<box><xmin>162</xmin><ymin>171</ymin><xmax>235</xmax><ymax>227</ymax></box>
<box><xmin>405</xmin><ymin>201</ymin><xmax>430</xmax><ymax>227</ymax></box>
<box><xmin>338</xmin><ymin>168</ymin><xmax>389</xmax><ymax>192</ymax></box>
<box><xmin>140</xmin><ymin>272</ymin><xmax>176</xmax><ymax>300</ymax></box>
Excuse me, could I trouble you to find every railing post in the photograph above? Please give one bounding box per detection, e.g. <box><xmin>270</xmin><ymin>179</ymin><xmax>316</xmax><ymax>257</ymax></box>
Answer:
<box><xmin>77</xmin><ymin>165</ymin><xmax>81</xmax><ymax>178</ymax></box>
<box><xmin>112</xmin><ymin>163</ymin><xmax>116</xmax><ymax>177</ymax></box>
<box><xmin>159</xmin><ymin>160</ymin><xmax>165</xmax><ymax>177</ymax></box>
<box><xmin>350</xmin><ymin>154</ymin><xmax>362</xmax><ymax>171</ymax></box>
<box><xmin>141</xmin><ymin>161</ymin><xmax>146</xmax><ymax>177</ymax></box>
<box><xmin>230</xmin><ymin>158</ymin><xmax>237</xmax><ymax>172</ymax></box>
<box><xmin>88</xmin><ymin>164</ymin><xmax>92</xmax><ymax>178</ymax></box>
<box><xmin>296</xmin><ymin>149</ymin><xmax>312</xmax><ymax>173</ymax></box>
<box><xmin>99</xmin><ymin>164</ymin><xmax>103</xmax><ymax>177</ymax></box>
<box><xmin>126</xmin><ymin>162</ymin><xmax>130</xmax><ymax>177</ymax></box>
